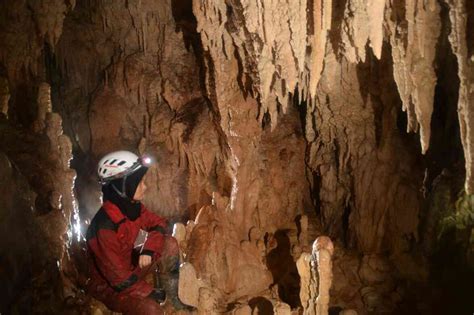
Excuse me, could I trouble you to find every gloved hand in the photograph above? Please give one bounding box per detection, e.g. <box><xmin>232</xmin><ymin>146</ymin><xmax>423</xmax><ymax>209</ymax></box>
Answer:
<box><xmin>148</xmin><ymin>288</ymin><xmax>166</xmax><ymax>304</ymax></box>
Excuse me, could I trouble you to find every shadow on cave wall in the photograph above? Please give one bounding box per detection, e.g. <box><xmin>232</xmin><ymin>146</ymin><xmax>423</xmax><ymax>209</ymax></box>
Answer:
<box><xmin>265</xmin><ymin>230</ymin><xmax>301</xmax><ymax>309</ymax></box>
<box><xmin>350</xmin><ymin>3</ymin><xmax>473</xmax><ymax>314</ymax></box>
<box><xmin>420</xmin><ymin>2</ymin><xmax>474</xmax><ymax>314</ymax></box>
<box><xmin>249</xmin><ymin>296</ymin><xmax>274</xmax><ymax>315</ymax></box>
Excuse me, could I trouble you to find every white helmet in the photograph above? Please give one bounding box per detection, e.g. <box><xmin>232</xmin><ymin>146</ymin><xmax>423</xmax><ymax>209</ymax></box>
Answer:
<box><xmin>97</xmin><ymin>150</ymin><xmax>152</xmax><ymax>184</ymax></box>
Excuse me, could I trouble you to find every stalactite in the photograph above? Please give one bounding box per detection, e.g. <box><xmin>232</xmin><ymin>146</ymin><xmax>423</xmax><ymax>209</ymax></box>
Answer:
<box><xmin>341</xmin><ymin>0</ymin><xmax>371</xmax><ymax>63</ymax></box>
<box><xmin>338</xmin><ymin>0</ymin><xmax>385</xmax><ymax>63</ymax></box>
<box><xmin>3</xmin><ymin>0</ymin><xmax>471</xmax><ymax>313</ymax></box>
<box><xmin>387</xmin><ymin>0</ymin><xmax>441</xmax><ymax>154</ymax></box>
<box><xmin>307</xmin><ymin>0</ymin><xmax>331</xmax><ymax>102</ymax></box>
<box><xmin>446</xmin><ymin>0</ymin><xmax>474</xmax><ymax>193</ymax></box>
<box><xmin>193</xmin><ymin>0</ymin><xmax>444</xmax><ymax>158</ymax></box>
<box><xmin>367</xmin><ymin>0</ymin><xmax>385</xmax><ymax>59</ymax></box>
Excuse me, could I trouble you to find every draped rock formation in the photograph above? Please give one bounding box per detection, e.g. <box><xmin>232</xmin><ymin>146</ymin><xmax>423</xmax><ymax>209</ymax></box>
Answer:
<box><xmin>0</xmin><ymin>0</ymin><xmax>473</xmax><ymax>314</ymax></box>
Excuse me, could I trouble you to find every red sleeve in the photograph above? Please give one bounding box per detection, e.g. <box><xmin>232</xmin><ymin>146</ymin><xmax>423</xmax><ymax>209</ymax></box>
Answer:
<box><xmin>90</xmin><ymin>229</ymin><xmax>153</xmax><ymax>297</ymax></box>
<box><xmin>139</xmin><ymin>206</ymin><xmax>168</xmax><ymax>258</ymax></box>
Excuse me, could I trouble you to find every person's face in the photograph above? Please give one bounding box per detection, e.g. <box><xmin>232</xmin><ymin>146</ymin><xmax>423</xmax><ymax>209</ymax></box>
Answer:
<box><xmin>133</xmin><ymin>179</ymin><xmax>147</xmax><ymax>201</ymax></box>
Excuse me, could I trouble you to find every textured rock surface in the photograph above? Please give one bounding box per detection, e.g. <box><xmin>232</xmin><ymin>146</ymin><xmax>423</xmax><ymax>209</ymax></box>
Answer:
<box><xmin>297</xmin><ymin>236</ymin><xmax>334</xmax><ymax>315</ymax></box>
<box><xmin>446</xmin><ymin>0</ymin><xmax>474</xmax><ymax>193</ymax></box>
<box><xmin>0</xmin><ymin>0</ymin><xmax>473</xmax><ymax>314</ymax></box>
<box><xmin>0</xmin><ymin>113</ymin><xmax>79</xmax><ymax>313</ymax></box>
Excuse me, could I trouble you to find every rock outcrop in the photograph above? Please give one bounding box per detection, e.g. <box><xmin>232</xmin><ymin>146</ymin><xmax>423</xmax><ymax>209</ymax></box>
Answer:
<box><xmin>0</xmin><ymin>0</ymin><xmax>473</xmax><ymax>314</ymax></box>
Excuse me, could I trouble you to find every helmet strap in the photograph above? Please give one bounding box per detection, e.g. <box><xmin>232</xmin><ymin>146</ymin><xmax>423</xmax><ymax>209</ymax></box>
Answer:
<box><xmin>122</xmin><ymin>175</ymin><xmax>128</xmax><ymax>197</ymax></box>
<box><xmin>111</xmin><ymin>179</ymin><xmax>128</xmax><ymax>199</ymax></box>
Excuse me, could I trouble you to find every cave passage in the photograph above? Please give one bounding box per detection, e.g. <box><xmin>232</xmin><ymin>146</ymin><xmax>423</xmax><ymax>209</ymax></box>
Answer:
<box><xmin>1</xmin><ymin>0</ymin><xmax>473</xmax><ymax>314</ymax></box>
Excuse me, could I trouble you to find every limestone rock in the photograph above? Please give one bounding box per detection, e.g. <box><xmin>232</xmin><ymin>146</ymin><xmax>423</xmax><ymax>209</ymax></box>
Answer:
<box><xmin>446</xmin><ymin>0</ymin><xmax>474</xmax><ymax>193</ymax></box>
<box><xmin>297</xmin><ymin>236</ymin><xmax>334</xmax><ymax>315</ymax></box>
<box><xmin>0</xmin><ymin>77</ymin><xmax>9</xmax><ymax>118</ymax></box>
<box><xmin>1</xmin><ymin>0</ymin><xmax>473</xmax><ymax>314</ymax></box>
<box><xmin>33</xmin><ymin>82</ymin><xmax>53</xmax><ymax>133</ymax></box>
<box><xmin>178</xmin><ymin>262</ymin><xmax>202</xmax><ymax>307</ymax></box>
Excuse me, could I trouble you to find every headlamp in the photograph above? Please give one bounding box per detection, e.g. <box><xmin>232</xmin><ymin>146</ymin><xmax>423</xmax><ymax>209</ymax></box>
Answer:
<box><xmin>141</xmin><ymin>156</ymin><xmax>152</xmax><ymax>165</ymax></box>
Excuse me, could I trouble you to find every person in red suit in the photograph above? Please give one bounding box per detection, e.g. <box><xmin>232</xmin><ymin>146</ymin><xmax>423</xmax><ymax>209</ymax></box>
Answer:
<box><xmin>86</xmin><ymin>151</ymin><xmax>184</xmax><ymax>314</ymax></box>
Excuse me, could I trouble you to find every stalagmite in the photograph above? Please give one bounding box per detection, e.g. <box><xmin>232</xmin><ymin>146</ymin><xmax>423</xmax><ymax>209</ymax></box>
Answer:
<box><xmin>198</xmin><ymin>287</ymin><xmax>218</xmax><ymax>315</ymax></box>
<box><xmin>273</xmin><ymin>301</ymin><xmax>291</xmax><ymax>315</ymax></box>
<box><xmin>0</xmin><ymin>77</ymin><xmax>9</xmax><ymax>118</ymax></box>
<box><xmin>2</xmin><ymin>0</ymin><xmax>473</xmax><ymax>313</ymax></box>
<box><xmin>45</xmin><ymin>113</ymin><xmax>63</xmax><ymax>150</ymax></box>
<box><xmin>298</xmin><ymin>214</ymin><xmax>309</xmax><ymax>248</ymax></box>
<box><xmin>34</xmin><ymin>82</ymin><xmax>53</xmax><ymax>133</ymax></box>
<box><xmin>173</xmin><ymin>222</ymin><xmax>187</xmax><ymax>246</ymax></box>
<box><xmin>59</xmin><ymin>135</ymin><xmax>73</xmax><ymax>170</ymax></box>
<box><xmin>313</xmin><ymin>236</ymin><xmax>334</xmax><ymax>315</ymax></box>
<box><xmin>297</xmin><ymin>252</ymin><xmax>313</xmax><ymax>313</ymax></box>
<box><xmin>297</xmin><ymin>236</ymin><xmax>334</xmax><ymax>315</ymax></box>
<box><xmin>233</xmin><ymin>304</ymin><xmax>252</xmax><ymax>315</ymax></box>
<box><xmin>178</xmin><ymin>262</ymin><xmax>202</xmax><ymax>307</ymax></box>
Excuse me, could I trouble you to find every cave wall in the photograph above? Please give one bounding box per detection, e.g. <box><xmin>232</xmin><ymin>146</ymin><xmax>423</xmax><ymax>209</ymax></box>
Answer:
<box><xmin>54</xmin><ymin>0</ymin><xmax>224</xmax><ymax>221</ymax></box>
<box><xmin>0</xmin><ymin>0</ymin><xmax>473</xmax><ymax>314</ymax></box>
<box><xmin>188</xmin><ymin>1</ymin><xmax>473</xmax><ymax>312</ymax></box>
<box><xmin>0</xmin><ymin>1</ymin><xmax>81</xmax><ymax>313</ymax></box>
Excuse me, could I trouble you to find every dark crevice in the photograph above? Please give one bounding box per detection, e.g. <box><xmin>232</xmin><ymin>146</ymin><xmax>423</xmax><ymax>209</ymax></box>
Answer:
<box><xmin>328</xmin><ymin>0</ymin><xmax>348</xmax><ymax>60</ymax></box>
<box><xmin>306</xmin><ymin>0</ymin><xmax>315</xmax><ymax>36</ymax></box>
<box><xmin>171</xmin><ymin>0</ymin><xmax>197</xmax><ymax>51</ymax></box>
<box><xmin>424</xmin><ymin>0</ymin><xmax>463</xmax><ymax>192</ymax></box>
<box><xmin>293</xmin><ymin>88</ymin><xmax>321</xmax><ymax>220</ymax></box>
<box><xmin>261</xmin><ymin>111</ymin><xmax>271</xmax><ymax>130</ymax></box>
<box><xmin>355</xmin><ymin>43</ymin><xmax>384</xmax><ymax>147</ymax></box>
<box><xmin>419</xmin><ymin>3</ymin><xmax>473</xmax><ymax>315</ymax></box>
<box><xmin>248</xmin><ymin>297</ymin><xmax>274</xmax><ymax>315</ymax></box>
<box><xmin>174</xmin><ymin>97</ymin><xmax>208</xmax><ymax>142</ymax></box>
<box><xmin>266</xmin><ymin>230</ymin><xmax>301</xmax><ymax>309</ymax></box>
<box><xmin>389</xmin><ymin>0</ymin><xmax>408</xmax><ymax>50</ymax></box>
<box><xmin>171</xmin><ymin>0</ymin><xmax>218</xmax><ymax>119</ymax></box>
<box><xmin>342</xmin><ymin>203</ymin><xmax>351</xmax><ymax>247</ymax></box>
<box><xmin>311</xmin><ymin>171</ymin><xmax>322</xmax><ymax>216</ymax></box>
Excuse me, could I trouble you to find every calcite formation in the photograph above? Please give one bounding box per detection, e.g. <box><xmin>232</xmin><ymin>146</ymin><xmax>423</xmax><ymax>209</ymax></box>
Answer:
<box><xmin>192</xmin><ymin>0</ymin><xmax>472</xmax><ymax>191</ymax></box>
<box><xmin>191</xmin><ymin>0</ymin><xmax>443</xmax><ymax>258</ymax></box>
<box><xmin>446</xmin><ymin>0</ymin><xmax>474</xmax><ymax>193</ymax></box>
<box><xmin>0</xmin><ymin>77</ymin><xmax>9</xmax><ymax>117</ymax></box>
<box><xmin>177</xmin><ymin>206</ymin><xmax>335</xmax><ymax>314</ymax></box>
<box><xmin>33</xmin><ymin>82</ymin><xmax>53</xmax><ymax>132</ymax></box>
<box><xmin>0</xmin><ymin>0</ymin><xmax>473</xmax><ymax>314</ymax></box>
<box><xmin>0</xmin><ymin>108</ymin><xmax>78</xmax><ymax>313</ymax></box>
<box><xmin>297</xmin><ymin>236</ymin><xmax>334</xmax><ymax>315</ymax></box>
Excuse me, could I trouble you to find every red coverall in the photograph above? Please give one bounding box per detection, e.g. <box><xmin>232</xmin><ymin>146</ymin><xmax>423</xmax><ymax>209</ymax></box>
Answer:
<box><xmin>86</xmin><ymin>200</ymin><xmax>172</xmax><ymax>314</ymax></box>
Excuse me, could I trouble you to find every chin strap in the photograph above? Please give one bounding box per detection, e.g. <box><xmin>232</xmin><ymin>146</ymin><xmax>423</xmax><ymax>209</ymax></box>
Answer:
<box><xmin>111</xmin><ymin>174</ymin><xmax>129</xmax><ymax>198</ymax></box>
